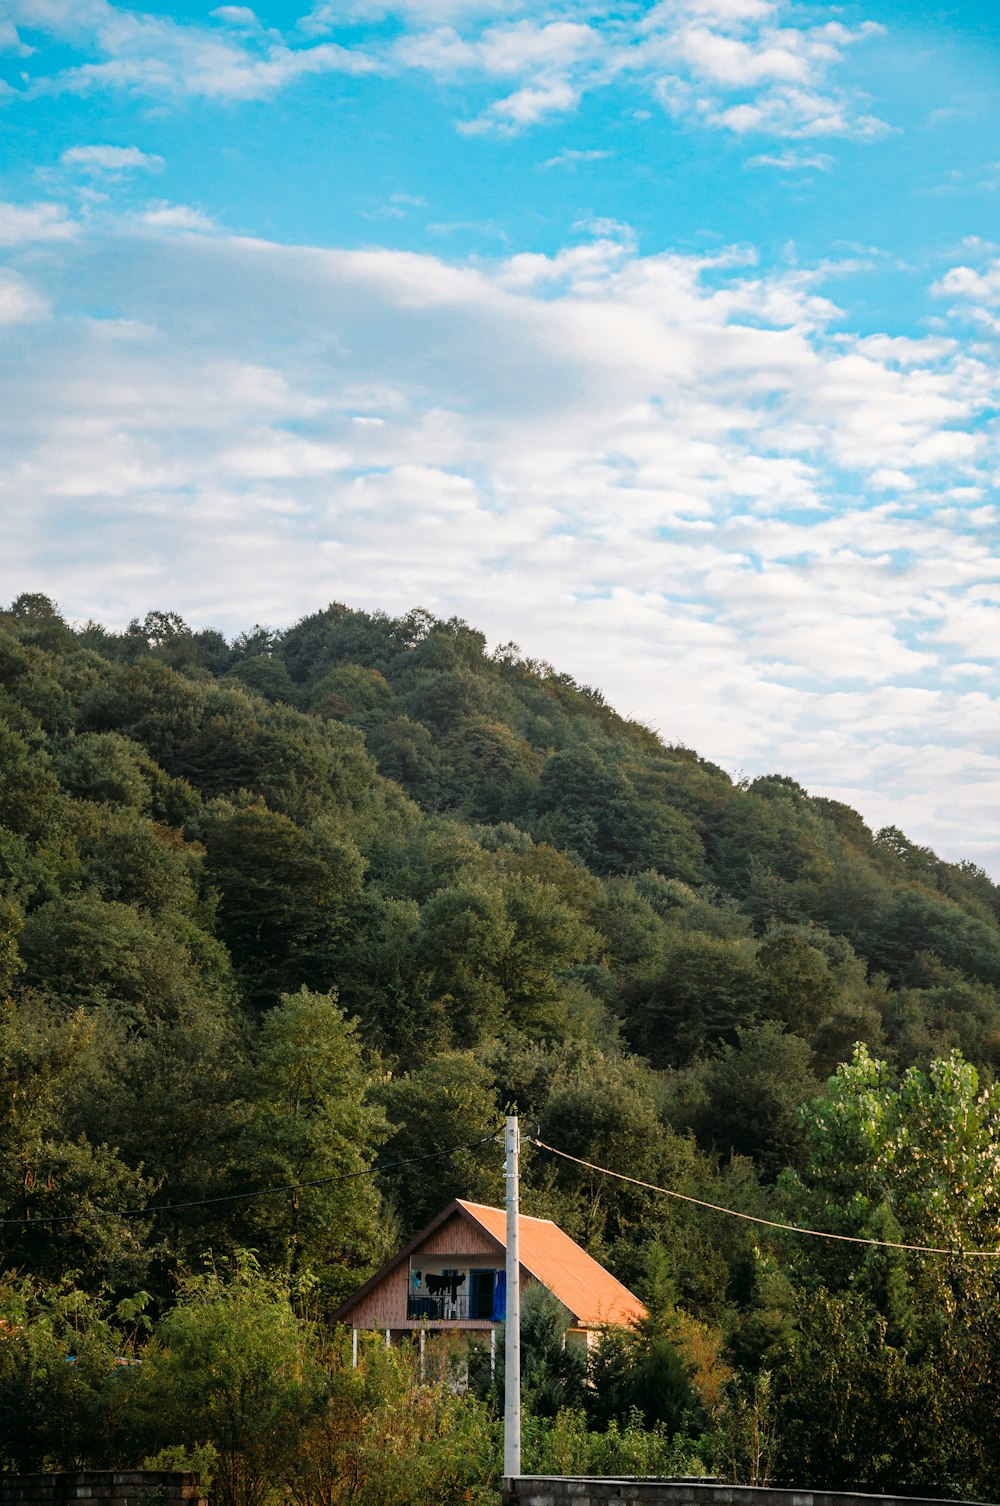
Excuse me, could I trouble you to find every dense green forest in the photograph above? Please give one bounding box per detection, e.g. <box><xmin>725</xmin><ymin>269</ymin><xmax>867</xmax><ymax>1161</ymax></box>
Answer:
<box><xmin>3</xmin><ymin>591</ymin><xmax>1000</xmax><ymax>1503</ymax></box>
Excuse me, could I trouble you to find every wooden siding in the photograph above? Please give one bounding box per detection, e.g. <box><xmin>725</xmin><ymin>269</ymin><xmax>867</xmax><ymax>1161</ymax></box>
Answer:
<box><xmin>347</xmin><ymin>1262</ymin><xmax>409</xmax><ymax>1328</ymax></box>
<box><xmin>420</xmin><ymin>1210</ymin><xmax>501</xmax><ymax>1258</ymax></box>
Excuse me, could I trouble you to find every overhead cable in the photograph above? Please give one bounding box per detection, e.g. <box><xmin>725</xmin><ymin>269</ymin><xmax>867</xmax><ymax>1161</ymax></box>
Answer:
<box><xmin>529</xmin><ymin>1136</ymin><xmax>1000</xmax><ymax>1258</ymax></box>
<box><xmin>1</xmin><ymin>1133</ymin><xmax>499</xmax><ymax>1227</ymax></box>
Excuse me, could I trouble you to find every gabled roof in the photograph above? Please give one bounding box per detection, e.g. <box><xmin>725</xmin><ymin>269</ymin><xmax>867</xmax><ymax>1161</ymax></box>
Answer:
<box><xmin>329</xmin><ymin>1198</ymin><xmax>645</xmax><ymax>1329</ymax></box>
<box><xmin>456</xmin><ymin>1200</ymin><xmax>645</xmax><ymax>1328</ymax></box>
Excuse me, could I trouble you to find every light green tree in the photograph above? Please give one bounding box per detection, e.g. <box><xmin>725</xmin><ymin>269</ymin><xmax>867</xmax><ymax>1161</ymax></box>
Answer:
<box><xmin>775</xmin><ymin>1047</ymin><xmax>1000</xmax><ymax>1496</ymax></box>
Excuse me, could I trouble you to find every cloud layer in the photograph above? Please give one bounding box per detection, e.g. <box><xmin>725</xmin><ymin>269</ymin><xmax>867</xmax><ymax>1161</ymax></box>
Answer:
<box><xmin>1</xmin><ymin>208</ymin><xmax>997</xmax><ymax>871</ymax></box>
<box><xmin>7</xmin><ymin>0</ymin><xmax>886</xmax><ymax>137</ymax></box>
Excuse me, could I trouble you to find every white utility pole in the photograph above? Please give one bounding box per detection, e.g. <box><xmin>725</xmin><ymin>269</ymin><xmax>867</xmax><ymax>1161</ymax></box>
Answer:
<box><xmin>503</xmin><ymin>1113</ymin><xmax>521</xmax><ymax>1483</ymax></box>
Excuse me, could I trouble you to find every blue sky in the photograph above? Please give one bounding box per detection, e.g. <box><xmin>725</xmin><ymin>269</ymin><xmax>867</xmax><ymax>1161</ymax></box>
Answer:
<box><xmin>1</xmin><ymin>0</ymin><xmax>999</xmax><ymax>871</ymax></box>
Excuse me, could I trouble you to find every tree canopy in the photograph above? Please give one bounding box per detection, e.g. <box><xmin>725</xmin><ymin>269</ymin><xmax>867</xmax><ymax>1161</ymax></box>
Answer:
<box><xmin>2</xmin><ymin>595</ymin><xmax>1000</xmax><ymax>1498</ymax></box>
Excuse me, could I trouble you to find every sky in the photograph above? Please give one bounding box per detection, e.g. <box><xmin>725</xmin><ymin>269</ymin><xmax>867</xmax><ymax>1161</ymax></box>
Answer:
<box><xmin>1</xmin><ymin>0</ymin><xmax>999</xmax><ymax>874</ymax></box>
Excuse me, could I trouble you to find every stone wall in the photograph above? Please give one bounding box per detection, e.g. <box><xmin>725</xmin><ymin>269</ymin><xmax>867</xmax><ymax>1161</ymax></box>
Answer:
<box><xmin>503</xmin><ymin>1479</ymin><xmax>984</xmax><ymax>1506</ymax></box>
<box><xmin>0</xmin><ymin>1473</ymin><xmax>206</xmax><ymax>1506</ymax></box>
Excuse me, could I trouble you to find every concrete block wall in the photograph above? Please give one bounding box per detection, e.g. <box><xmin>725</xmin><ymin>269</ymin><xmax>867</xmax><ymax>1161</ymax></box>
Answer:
<box><xmin>0</xmin><ymin>1473</ymin><xmax>206</xmax><ymax>1506</ymax></box>
<box><xmin>503</xmin><ymin>1479</ymin><xmax>984</xmax><ymax>1506</ymax></box>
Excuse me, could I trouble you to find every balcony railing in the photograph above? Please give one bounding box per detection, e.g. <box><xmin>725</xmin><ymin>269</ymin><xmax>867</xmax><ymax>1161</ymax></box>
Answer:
<box><xmin>407</xmin><ymin>1294</ymin><xmax>473</xmax><ymax>1322</ymax></box>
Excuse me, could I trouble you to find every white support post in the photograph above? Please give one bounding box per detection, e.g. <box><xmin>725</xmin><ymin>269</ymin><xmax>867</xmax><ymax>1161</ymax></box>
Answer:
<box><xmin>490</xmin><ymin>1324</ymin><xmax>496</xmax><ymax>1381</ymax></box>
<box><xmin>385</xmin><ymin>1328</ymin><xmax>391</xmax><ymax>1348</ymax></box>
<box><xmin>419</xmin><ymin>1327</ymin><xmax>426</xmax><ymax>1381</ymax></box>
<box><xmin>503</xmin><ymin>1114</ymin><xmax>521</xmax><ymax>1483</ymax></box>
<box><xmin>352</xmin><ymin>1328</ymin><xmax>358</xmax><ymax>1368</ymax></box>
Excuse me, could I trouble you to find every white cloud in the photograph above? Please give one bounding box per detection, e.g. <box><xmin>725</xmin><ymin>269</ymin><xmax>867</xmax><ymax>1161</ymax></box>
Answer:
<box><xmin>0</xmin><ymin>200</ymin><xmax>77</xmax><ymax>244</ymax></box>
<box><xmin>671</xmin><ymin>24</ymin><xmax>816</xmax><ymax>87</ymax></box>
<box><xmin>466</xmin><ymin>20</ymin><xmax>601</xmax><ymax>77</ymax></box>
<box><xmin>211</xmin><ymin>6</ymin><xmax>259</xmax><ymax>24</ymax></box>
<box><xmin>51</xmin><ymin>40</ymin><xmax>378</xmax><ymax>100</ymax></box>
<box><xmin>0</xmin><ymin>20</ymin><xmax>32</xmax><ymax>53</ymax></box>
<box><xmin>661</xmin><ymin>1</ymin><xmax>778</xmax><ymax>21</ymax></box>
<box><xmin>705</xmin><ymin>86</ymin><xmax>887</xmax><ymax>140</ymax></box>
<box><xmin>390</xmin><ymin>1</ymin><xmax>888</xmax><ymax>140</ymax></box>
<box><xmin>9</xmin><ymin>0</ymin><xmax>379</xmax><ymax>101</ymax></box>
<box><xmin>307</xmin><ymin>0</ymin><xmax>516</xmax><ymax>23</ymax></box>
<box><xmin>935</xmin><ymin>257</ymin><xmax>1000</xmax><ymax>306</ymax></box>
<box><xmin>459</xmin><ymin>78</ymin><xmax>580</xmax><ymax>134</ymax></box>
<box><xmin>61</xmin><ymin>144</ymin><xmax>164</xmax><ymax>172</ymax></box>
<box><xmin>0</xmin><ymin>270</ymin><xmax>49</xmax><ymax>323</ymax></box>
<box><xmin>542</xmin><ymin>148</ymin><xmax>611</xmax><ymax>168</ymax></box>
<box><xmin>140</xmin><ymin>202</ymin><xmax>218</xmax><ymax>231</ymax></box>
<box><xmin>747</xmin><ymin>149</ymin><xmax>831</xmax><ymax>171</ymax></box>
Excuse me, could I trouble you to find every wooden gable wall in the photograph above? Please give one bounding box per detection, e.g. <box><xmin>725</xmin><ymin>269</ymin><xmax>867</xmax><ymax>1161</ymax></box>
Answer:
<box><xmin>420</xmin><ymin>1209</ymin><xmax>501</xmax><ymax>1258</ymax></box>
<box><xmin>343</xmin><ymin>1208</ymin><xmax>504</xmax><ymax>1329</ymax></box>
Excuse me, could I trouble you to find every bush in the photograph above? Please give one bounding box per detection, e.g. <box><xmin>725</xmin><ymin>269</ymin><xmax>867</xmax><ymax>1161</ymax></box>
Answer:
<box><xmin>523</xmin><ymin>1407</ymin><xmax>708</xmax><ymax>1477</ymax></box>
<box><xmin>134</xmin><ymin>1257</ymin><xmax>325</xmax><ymax>1506</ymax></box>
<box><xmin>0</xmin><ymin>1278</ymin><xmax>148</xmax><ymax>1470</ymax></box>
<box><xmin>288</xmin><ymin>1332</ymin><xmax>500</xmax><ymax>1506</ymax></box>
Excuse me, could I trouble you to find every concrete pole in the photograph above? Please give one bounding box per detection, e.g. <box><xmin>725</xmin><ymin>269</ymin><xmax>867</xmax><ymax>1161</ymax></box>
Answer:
<box><xmin>504</xmin><ymin>1114</ymin><xmax>521</xmax><ymax>1482</ymax></box>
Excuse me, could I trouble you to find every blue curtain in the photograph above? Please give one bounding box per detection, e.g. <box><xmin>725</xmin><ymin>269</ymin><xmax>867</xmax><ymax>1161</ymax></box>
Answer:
<box><xmin>491</xmin><ymin>1268</ymin><xmax>506</xmax><ymax>1322</ymax></box>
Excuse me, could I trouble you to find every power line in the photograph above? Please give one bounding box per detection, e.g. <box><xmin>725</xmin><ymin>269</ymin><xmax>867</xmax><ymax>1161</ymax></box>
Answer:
<box><xmin>1</xmin><ymin>1133</ymin><xmax>499</xmax><ymax>1227</ymax></box>
<box><xmin>529</xmin><ymin>1136</ymin><xmax>1000</xmax><ymax>1259</ymax></box>
<box><xmin>11</xmin><ymin>1125</ymin><xmax>998</xmax><ymax>1258</ymax></box>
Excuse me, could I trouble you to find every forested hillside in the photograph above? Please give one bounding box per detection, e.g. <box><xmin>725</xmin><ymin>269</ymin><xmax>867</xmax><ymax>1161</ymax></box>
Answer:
<box><xmin>3</xmin><ymin>591</ymin><xmax>1000</xmax><ymax>1501</ymax></box>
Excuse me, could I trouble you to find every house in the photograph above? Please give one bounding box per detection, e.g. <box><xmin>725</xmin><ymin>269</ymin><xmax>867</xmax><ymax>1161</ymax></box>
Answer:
<box><xmin>330</xmin><ymin>1198</ymin><xmax>646</xmax><ymax>1352</ymax></box>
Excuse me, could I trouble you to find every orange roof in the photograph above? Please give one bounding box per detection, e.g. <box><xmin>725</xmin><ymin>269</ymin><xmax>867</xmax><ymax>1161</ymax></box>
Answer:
<box><xmin>457</xmin><ymin>1200</ymin><xmax>646</xmax><ymax>1328</ymax></box>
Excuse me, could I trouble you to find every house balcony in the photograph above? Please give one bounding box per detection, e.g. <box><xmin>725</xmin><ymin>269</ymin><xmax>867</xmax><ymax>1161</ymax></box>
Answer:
<box><xmin>407</xmin><ymin>1294</ymin><xmax>474</xmax><ymax>1322</ymax></box>
<box><xmin>407</xmin><ymin>1265</ymin><xmax>506</xmax><ymax>1324</ymax></box>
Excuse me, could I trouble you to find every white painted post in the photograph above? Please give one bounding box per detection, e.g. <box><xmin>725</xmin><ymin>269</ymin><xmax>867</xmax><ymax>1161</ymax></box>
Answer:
<box><xmin>490</xmin><ymin>1324</ymin><xmax>496</xmax><ymax>1380</ymax></box>
<box><xmin>385</xmin><ymin>1328</ymin><xmax>391</xmax><ymax>1348</ymax></box>
<box><xmin>420</xmin><ymin>1326</ymin><xmax>426</xmax><ymax>1381</ymax></box>
<box><xmin>352</xmin><ymin>1328</ymin><xmax>358</xmax><ymax>1368</ymax></box>
<box><xmin>503</xmin><ymin>1114</ymin><xmax>521</xmax><ymax>1483</ymax></box>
